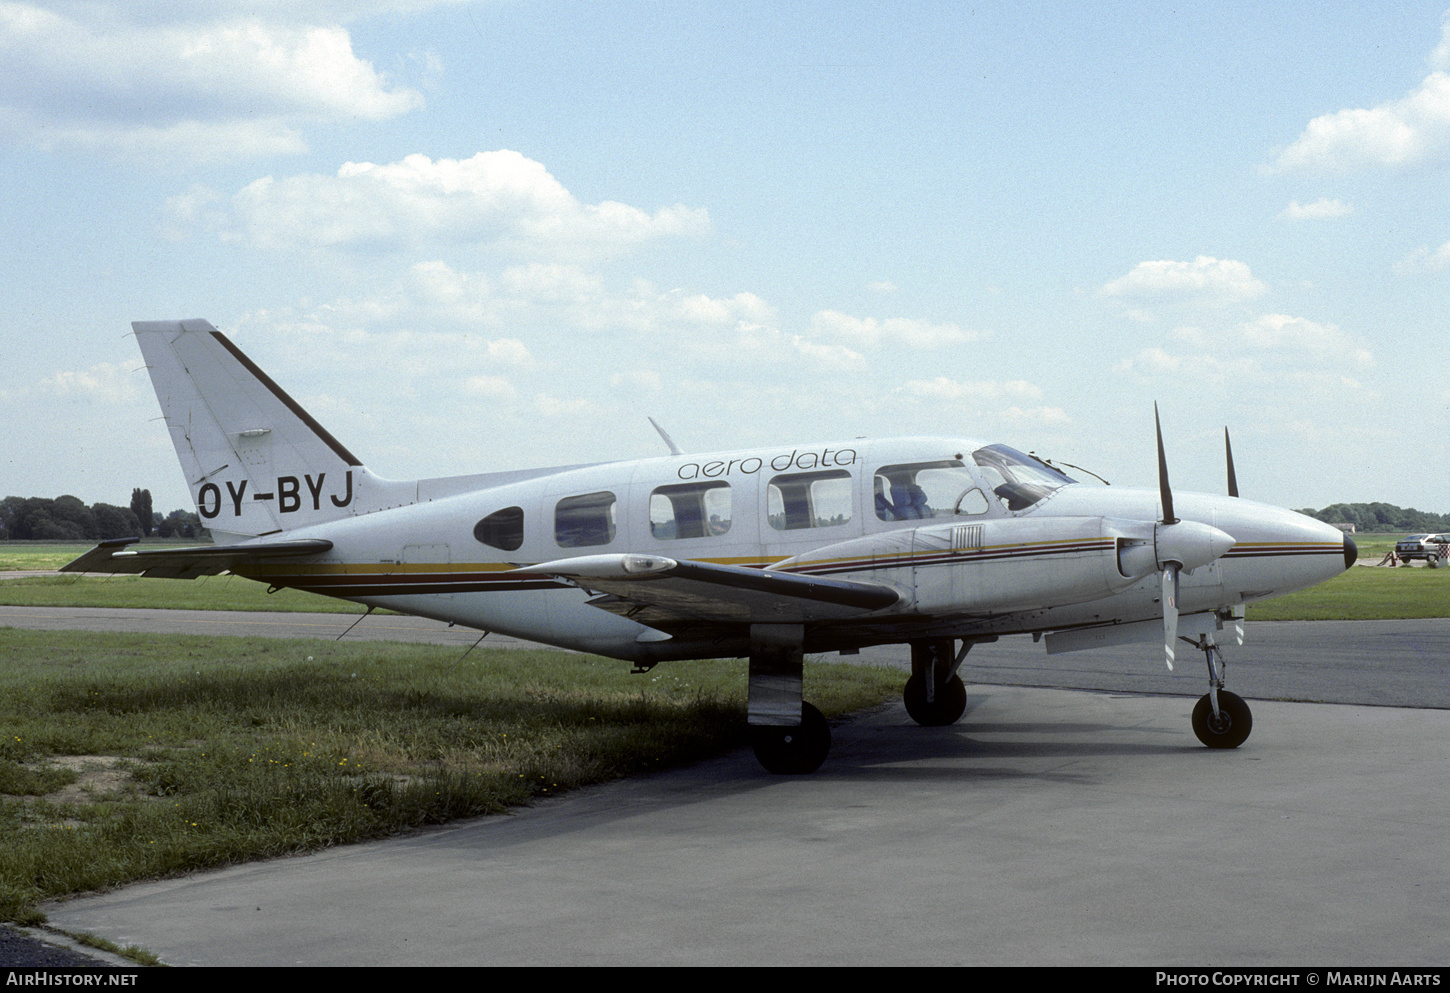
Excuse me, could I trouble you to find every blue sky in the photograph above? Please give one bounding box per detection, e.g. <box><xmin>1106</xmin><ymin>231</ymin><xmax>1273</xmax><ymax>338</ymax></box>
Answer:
<box><xmin>3</xmin><ymin>1</ymin><xmax>1448</xmax><ymax>516</ymax></box>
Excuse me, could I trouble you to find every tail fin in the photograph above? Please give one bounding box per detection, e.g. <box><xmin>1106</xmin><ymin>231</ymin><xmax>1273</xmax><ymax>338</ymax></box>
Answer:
<box><xmin>134</xmin><ymin>320</ymin><xmax>413</xmax><ymax>542</ymax></box>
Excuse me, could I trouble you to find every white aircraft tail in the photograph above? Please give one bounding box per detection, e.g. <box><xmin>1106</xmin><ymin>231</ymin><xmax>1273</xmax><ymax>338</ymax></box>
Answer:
<box><xmin>134</xmin><ymin>320</ymin><xmax>414</xmax><ymax>543</ymax></box>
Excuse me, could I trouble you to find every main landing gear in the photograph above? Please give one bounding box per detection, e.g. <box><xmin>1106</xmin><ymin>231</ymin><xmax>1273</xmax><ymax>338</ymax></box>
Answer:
<box><xmin>1189</xmin><ymin>633</ymin><xmax>1253</xmax><ymax>749</ymax></box>
<box><xmin>747</xmin><ymin>624</ymin><xmax>831</xmax><ymax>775</ymax></box>
<box><xmin>903</xmin><ymin>638</ymin><xmax>969</xmax><ymax>726</ymax></box>
<box><xmin>750</xmin><ymin>702</ymin><xmax>831</xmax><ymax>775</ymax></box>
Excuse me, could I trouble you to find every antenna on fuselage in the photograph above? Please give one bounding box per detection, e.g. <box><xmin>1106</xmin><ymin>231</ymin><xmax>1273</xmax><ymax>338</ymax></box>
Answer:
<box><xmin>648</xmin><ymin>417</ymin><xmax>684</xmax><ymax>456</ymax></box>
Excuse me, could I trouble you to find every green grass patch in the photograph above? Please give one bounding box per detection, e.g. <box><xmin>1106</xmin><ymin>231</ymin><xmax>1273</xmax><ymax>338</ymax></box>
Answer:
<box><xmin>1247</xmin><ymin>565</ymin><xmax>1450</xmax><ymax>620</ymax></box>
<box><xmin>0</xmin><ymin>574</ymin><xmax>365</xmax><ymax>613</ymax></box>
<box><xmin>0</xmin><ymin>628</ymin><xmax>900</xmax><ymax>925</ymax></box>
<box><xmin>0</xmin><ymin>543</ymin><xmax>95</xmax><ymax>572</ymax></box>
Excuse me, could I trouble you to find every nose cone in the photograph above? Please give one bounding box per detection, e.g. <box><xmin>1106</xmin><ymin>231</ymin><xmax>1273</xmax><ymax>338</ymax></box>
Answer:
<box><xmin>1205</xmin><ymin>499</ymin><xmax>1355</xmax><ymax>602</ymax></box>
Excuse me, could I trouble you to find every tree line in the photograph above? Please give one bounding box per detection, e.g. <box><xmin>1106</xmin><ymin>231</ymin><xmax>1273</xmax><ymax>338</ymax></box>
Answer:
<box><xmin>1296</xmin><ymin>503</ymin><xmax>1450</xmax><ymax>533</ymax></box>
<box><xmin>0</xmin><ymin>489</ymin><xmax>209</xmax><ymax>542</ymax></box>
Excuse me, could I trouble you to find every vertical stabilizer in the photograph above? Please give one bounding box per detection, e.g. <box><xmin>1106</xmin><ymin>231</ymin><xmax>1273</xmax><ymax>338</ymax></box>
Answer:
<box><xmin>134</xmin><ymin>320</ymin><xmax>414</xmax><ymax>542</ymax></box>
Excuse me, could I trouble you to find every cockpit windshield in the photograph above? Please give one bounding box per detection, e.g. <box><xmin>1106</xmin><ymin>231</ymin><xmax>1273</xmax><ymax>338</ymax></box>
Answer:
<box><xmin>972</xmin><ymin>444</ymin><xmax>1075</xmax><ymax>511</ymax></box>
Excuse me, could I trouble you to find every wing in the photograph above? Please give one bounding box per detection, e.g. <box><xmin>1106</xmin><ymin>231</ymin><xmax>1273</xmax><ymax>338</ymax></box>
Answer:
<box><xmin>517</xmin><ymin>553</ymin><xmax>902</xmax><ymax>627</ymax></box>
<box><xmin>61</xmin><ymin>537</ymin><xmax>334</xmax><ymax>580</ymax></box>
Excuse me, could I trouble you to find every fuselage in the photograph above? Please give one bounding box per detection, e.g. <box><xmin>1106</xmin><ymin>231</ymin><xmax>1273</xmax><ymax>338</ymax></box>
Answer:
<box><xmin>233</xmin><ymin>435</ymin><xmax>1354</xmax><ymax>663</ymax></box>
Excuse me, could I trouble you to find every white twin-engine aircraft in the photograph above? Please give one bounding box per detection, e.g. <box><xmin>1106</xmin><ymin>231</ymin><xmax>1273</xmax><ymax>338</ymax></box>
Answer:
<box><xmin>66</xmin><ymin>320</ymin><xmax>1357</xmax><ymax>774</ymax></box>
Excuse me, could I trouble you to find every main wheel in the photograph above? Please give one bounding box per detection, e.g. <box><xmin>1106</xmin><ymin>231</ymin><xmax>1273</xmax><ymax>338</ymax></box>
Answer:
<box><xmin>1191</xmin><ymin>690</ymin><xmax>1253</xmax><ymax>749</ymax></box>
<box><xmin>903</xmin><ymin>672</ymin><xmax>968</xmax><ymax>726</ymax></box>
<box><xmin>750</xmin><ymin>702</ymin><xmax>831</xmax><ymax>774</ymax></box>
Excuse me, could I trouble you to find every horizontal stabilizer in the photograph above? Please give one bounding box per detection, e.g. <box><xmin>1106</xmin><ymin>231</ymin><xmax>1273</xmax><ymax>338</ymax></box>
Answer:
<box><xmin>62</xmin><ymin>537</ymin><xmax>334</xmax><ymax>580</ymax></box>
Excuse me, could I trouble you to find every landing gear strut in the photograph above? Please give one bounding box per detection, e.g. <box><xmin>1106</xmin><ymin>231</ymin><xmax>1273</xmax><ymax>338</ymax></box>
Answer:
<box><xmin>747</xmin><ymin>623</ymin><xmax>831</xmax><ymax>774</ymax></box>
<box><xmin>1189</xmin><ymin>634</ymin><xmax>1253</xmax><ymax>749</ymax></box>
<box><xmin>903</xmin><ymin>638</ymin><xmax>969</xmax><ymax>726</ymax></box>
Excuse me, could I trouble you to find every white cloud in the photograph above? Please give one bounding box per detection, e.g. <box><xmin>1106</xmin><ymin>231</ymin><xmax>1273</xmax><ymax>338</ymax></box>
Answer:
<box><xmin>228</xmin><ymin>151</ymin><xmax>711</xmax><ymax>258</ymax></box>
<box><xmin>37</xmin><ymin>360</ymin><xmax>145</xmax><ymax>403</ymax></box>
<box><xmin>159</xmin><ymin>184</ymin><xmax>227</xmax><ymax>241</ymax></box>
<box><xmin>464</xmin><ymin>375</ymin><xmax>518</xmax><ymax>402</ymax></box>
<box><xmin>901</xmin><ymin>377</ymin><xmax>1044</xmax><ymax>402</ymax></box>
<box><xmin>896</xmin><ymin>378</ymin><xmax>1068</xmax><ymax>430</ymax></box>
<box><xmin>0</xmin><ymin>4</ymin><xmax>426</xmax><ymax>159</ymax></box>
<box><xmin>534</xmin><ymin>394</ymin><xmax>594</xmax><ymax>418</ymax></box>
<box><xmin>807</xmin><ymin>310</ymin><xmax>985</xmax><ymax>348</ymax></box>
<box><xmin>1099</xmin><ymin>256</ymin><xmax>1268</xmax><ymax>307</ymax></box>
<box><xmin>1113</xmin><ymin>313</ymin><xmax>1372</xmax><ymax>389</ymax></box>
<box><xmin>1278</xmin><ymin>198</ymin><xmax>1353</xmax><ymax>220</ymax></box>
<box><xmin>1240</xmin><ymin>313</ymin><xmax>1373</xmax><ymax>366</ymax></box>
<box><xmin>790</xmin><ymin>337</ymin><xmax>867</xmax><ymax>370</ymax></box>
<box><xmin>1269</xmin><ymin>17</ymin><xmax>1450</xmax><ymax>174</ymax></box>
<box><xmin>609</xmin><ymin>370</ymin><xmax>663</xmax><ymax>393</ymax></box>
<box><xmin>1394</xmin><ymin>241</ymin><xmax>1450</xmax><ymax>273</ymax></box>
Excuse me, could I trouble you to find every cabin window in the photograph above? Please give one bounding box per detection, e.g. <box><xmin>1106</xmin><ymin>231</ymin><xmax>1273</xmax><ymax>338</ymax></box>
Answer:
<box><xmin>874</xmin><ymin>461</ymin><xmax>990</xmax><ymax>520</ymax></box>
<box><xmin>474</xmin><ymin>506</ymin><xmax>525</xmax><ymax>551</ymax></box>
<box><xmin>650</xmin><ymin>481</ymin><xmax>731</xmax><ymax>540</ymax></box>
<box><xmin>767</xmin><ymin>470</ymin><xmax>852</xmax><ymax>531</ymax></box>
<box><xmin>555</xmin><ymin>491</ymin><xmax>617</xmax><ymax>547</ymax></box>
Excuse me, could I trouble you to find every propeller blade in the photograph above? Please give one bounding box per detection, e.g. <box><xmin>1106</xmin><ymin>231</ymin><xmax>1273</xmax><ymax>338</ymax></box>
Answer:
<box><xmin>1225</xmin><ymin>427</ymin><xmax>1239</xmax><ymax>498</ymax></box>
<box><xmin>1161</xmin><ymin>563</ymin><xmax>1179</xmax><ymax>670</ymax></box>
<box><xmin>1154</xmin><ymin>403</ymin><xmax>1176</xmax><ymax>524</ymax></box>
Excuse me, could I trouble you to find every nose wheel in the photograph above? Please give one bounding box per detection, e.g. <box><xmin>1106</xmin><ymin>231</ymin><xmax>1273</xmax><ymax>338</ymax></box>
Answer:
<box><xmin>1192</xmin><ymin>689</ymin><xmax>1252</xmax><ymax>748</ymax></box>
<box><xmin>1190</xmin><ymin>635</ymin><xmax>1253</xmax><ymax>748</ymax></box>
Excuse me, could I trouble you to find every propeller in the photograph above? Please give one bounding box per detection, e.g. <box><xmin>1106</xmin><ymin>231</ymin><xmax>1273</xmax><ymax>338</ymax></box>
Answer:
<box><xmin>1149</xmin><ymin>405</ymin><xmax>1236</xmax><ymax>670</ymax></box>
<box><xmin>1155</xmin><ymin>405</ymin><xmax>1180</xmax><ymax>669</ymax></box>
<box><xmin>1225</xmin><ymin>427</ymin><xmax>1238</xmax><ymax>498</ymax></box>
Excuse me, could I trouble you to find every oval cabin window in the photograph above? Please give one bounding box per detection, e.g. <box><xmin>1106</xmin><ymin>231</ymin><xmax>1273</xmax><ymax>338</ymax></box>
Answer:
<box><xmin>474</xmin><ymin>507</ymin><xmax>525</xmax><ymax>551</ymax></box>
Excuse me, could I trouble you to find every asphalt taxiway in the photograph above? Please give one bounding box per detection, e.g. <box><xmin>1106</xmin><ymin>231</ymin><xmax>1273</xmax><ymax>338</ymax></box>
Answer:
<box><xmin>6</xmin><ymin>607</ymin><xmax>1448</xmax><ymax>965</ymax></box>
<box><xmin>34</xmin><ymin>684</ymin><xmax>1450</xmax><ymax>966</ymax></box>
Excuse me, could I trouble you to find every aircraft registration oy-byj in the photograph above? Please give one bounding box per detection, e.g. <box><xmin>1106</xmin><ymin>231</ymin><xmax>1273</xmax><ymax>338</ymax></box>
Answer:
<box><xmin>66</xmin><ymin>320</ymin><xmax>1358</xmax><ymax>773</ymax></box>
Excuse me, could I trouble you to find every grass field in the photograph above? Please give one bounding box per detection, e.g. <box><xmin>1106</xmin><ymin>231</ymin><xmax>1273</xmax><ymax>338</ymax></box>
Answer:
<box><xmin>1245</xmin><ymin>563</ymin><xmax>1450</xmax><ymax>620</ymax></box>
<box><xmin>0</xmin><ymin>628</ymin><xmax>901</xmax><ymax>930</ymax></box>
<box><xmin>0</xmin><ymin>573</ymin><xmax>367</xmax><ymax>613</ymax></box>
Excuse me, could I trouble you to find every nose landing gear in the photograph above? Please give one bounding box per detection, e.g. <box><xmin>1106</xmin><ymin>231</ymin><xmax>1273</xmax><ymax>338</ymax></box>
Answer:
<box><xmin>1189</xmin><ymin>635</ymin><xmax>1253</xmax><ymax>748</ymax></box>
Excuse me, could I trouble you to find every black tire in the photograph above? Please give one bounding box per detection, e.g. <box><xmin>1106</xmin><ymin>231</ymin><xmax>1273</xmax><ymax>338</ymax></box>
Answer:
<box><xmin>1191</xmin><ymin>690</ymin><xmax>1253</xmax><ymax>749</ymax></box>
<box><xmin>903</xmin><ymin>673</ymin><xmax>968</xmax><ymax>727</ymax></box>
<box><xmin>750</xmin><ymin>702</ymin><xmax>831</xmax><ymax>774</ymax></box>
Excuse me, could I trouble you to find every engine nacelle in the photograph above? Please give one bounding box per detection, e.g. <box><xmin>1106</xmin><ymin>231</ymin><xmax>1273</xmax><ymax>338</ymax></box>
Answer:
<box><xmin>772</xmin><ymin>516</ymin><xmax>1168</xmax><ymax>616</ymax></box>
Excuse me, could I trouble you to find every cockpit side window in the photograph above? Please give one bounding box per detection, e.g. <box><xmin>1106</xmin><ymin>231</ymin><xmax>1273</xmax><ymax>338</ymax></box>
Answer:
<box><xmin>555</xmin><ymin>491</ymin><xmax>617</xmax><ymax>547</ymax></box>
<box><xmin>874</xmin><ymin>461</ymin><xmax>990</xmax><ymax>520</ymax></box>
<box><xmin>971</xmin><ymin>445</ymin><xmax>1074</xmax><ymax>512</ymax></box>
<box><xmin>650</xmin><ymin>481</ymin><xmax>731</xmax><ymax>540</ymax></box>
<box><xmin>768</xmin><ymin>470</ymin><xmax>852</xmax><ymax>531</ymax></box>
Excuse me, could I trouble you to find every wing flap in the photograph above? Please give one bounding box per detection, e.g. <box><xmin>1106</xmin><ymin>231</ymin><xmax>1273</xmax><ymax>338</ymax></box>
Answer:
<box><xmin>518</xmin><ymin>554</ymin><xmax>901</xmax><ymax>625</ymax></box>
<box><xmin>61</xmin><ymin>538</ymin><xmax>334</xmax><ymax>580</ymax></box>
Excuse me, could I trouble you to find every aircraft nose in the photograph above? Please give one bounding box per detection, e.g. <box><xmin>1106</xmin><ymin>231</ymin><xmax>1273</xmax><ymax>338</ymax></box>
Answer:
<box><xmin>1343</xmin><ymin>533</ymin><xmax>1358</xmax><ymax>570</ymax></box>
